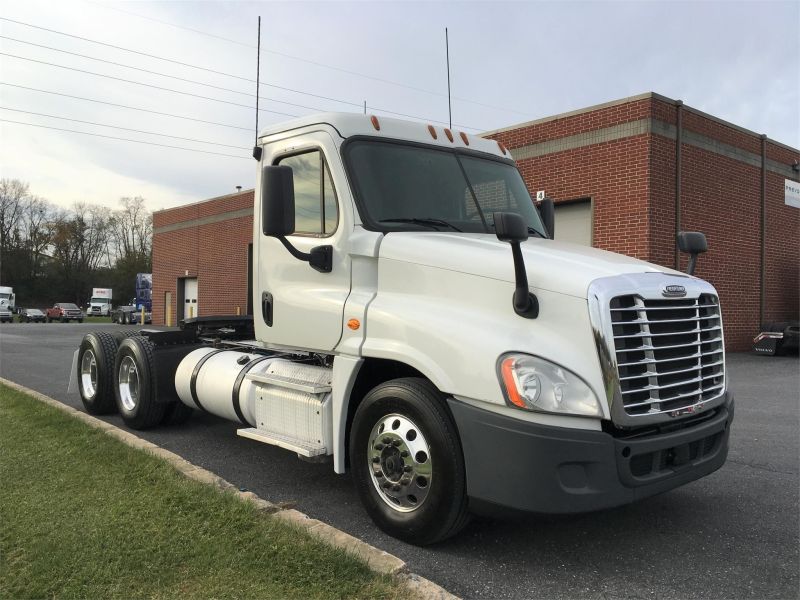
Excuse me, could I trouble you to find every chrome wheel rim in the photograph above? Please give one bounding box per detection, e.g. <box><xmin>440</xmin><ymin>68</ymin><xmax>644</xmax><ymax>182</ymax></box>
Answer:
<box><xmin>79</xmin><ymin>350</ymin><xmax>98</xmax><ymax>399</ymax></box>
<box><xmin>368</xmin><ymin>413</ymin><xmax>432</xmax><ymax>513</ymax></box>
<box><xmin>118</xmin><ymin>356</ymin><xmax>139</xmax><ymax>412</ymax></box>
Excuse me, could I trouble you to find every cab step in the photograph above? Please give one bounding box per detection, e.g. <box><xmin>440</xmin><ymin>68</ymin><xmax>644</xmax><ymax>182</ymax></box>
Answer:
<box><xmin>236</xmin><ymin>428</ymin><xmax>326</xmax><ymax>457</ymax></box>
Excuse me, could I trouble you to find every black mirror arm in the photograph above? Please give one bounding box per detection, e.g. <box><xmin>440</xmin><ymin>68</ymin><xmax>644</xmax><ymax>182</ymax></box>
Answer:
<box><xmin>687</xmin><ymin>254</ymin><xmax>698</xmax><ymax>276</ymax></box>
<box><xmin>510</xmin><ymin>241</ymin><xmax>539</xmax><ymax>319</ymax></box>
<box><xmin>278</xmin><ymin>236</ymin><xmax>332</xmax><ymax>274</ymax></box>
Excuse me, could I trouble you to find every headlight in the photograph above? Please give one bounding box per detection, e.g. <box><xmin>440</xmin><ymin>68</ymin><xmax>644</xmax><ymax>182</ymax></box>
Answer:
<box><xmin>497</xmin><ymin>353</ymin><xmax>602</xmax><ymax>417</ymax></box>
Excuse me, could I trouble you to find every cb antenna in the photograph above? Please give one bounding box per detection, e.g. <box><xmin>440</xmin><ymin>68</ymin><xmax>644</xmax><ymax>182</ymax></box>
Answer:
<box><xmin>252</xmin><ymin>16</ymin><xmax>262</xmax><ymax>161</ymax></box>
<box><xmin>445</xmin><ymin>27</ymin><xmax>452</xmax><ymax>130</ymax></box>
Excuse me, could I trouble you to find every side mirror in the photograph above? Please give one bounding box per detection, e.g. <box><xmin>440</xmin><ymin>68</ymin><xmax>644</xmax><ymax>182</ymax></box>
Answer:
<box><xmin>493</xmin><ymin>212</ymin><xmax>539</xmax><ymax>319</ymax></box>
<box><xmin>261</xmin><ymin>165</ymin><xmax>295</xmax><ymax>237</ymax></box>
<box><xmin>677</xmin><ymin>231</ymin><xmax>708</xmax><ymax>276</ymax></box>
<box><xmin>538</xmin><ymin>198</ymin><xmax>555</xmax><ymax>240</ymax></box>
<box><xmin>260</xmin><ymin>164</ymin><xmax>332</xmax><ymax>274</ymax></box>
<box><xmin>494</xmin><ymin>211</ymin><xmax>528</xmax><ymax>243</ymax></box>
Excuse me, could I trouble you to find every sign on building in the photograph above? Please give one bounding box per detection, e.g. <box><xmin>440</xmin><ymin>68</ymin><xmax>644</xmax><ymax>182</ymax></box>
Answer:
<box><xmin>786</xmin><ymin>179</ymin><xmax>800</xmax><ymax>208</ymax></box>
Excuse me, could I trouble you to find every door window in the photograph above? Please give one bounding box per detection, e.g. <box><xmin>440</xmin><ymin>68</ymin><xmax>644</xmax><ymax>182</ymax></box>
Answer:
<box><xmin>277</xmin><ymin>150</ymin><xmax>339</xmax><ymax>236</ymax></box>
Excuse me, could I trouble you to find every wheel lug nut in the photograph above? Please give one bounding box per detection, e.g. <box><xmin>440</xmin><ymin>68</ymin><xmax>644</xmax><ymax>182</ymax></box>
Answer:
<box><xmin>392</xmin><ymin>484</ymin><xmax>401</xmax><ymax>492</ymax></box>
<box><xmin>374</xmin><ymin>443</ymin><xmax>384</xmax><ymax>450</ymax></box>
<box><xmin>400</xmin><ymin>478</ymin><xmax>411</xmax><ymax>485</ymax></box>
<box><xmin>403</xmin><ymin>465</ymin><xmax>412</xmax><ymax>472</ymax></box>
<box><xmin>382</xmin><ymin>437</ymin><xmax>392</xmax><ymax>444</ymax></box>
<box><xmin>400</xmin><ymin>451</ymin><xmax>409</xmax><ymax>458</ymax></box>
<box><xmin>372</xmin><ymin>457</ymin><xmax>380</xmax><ymax>463</ymax></box>
<box><xmin>392</xmin><ymin>439</ymin><xmax>402</xmax><ymax>447</ymax></box>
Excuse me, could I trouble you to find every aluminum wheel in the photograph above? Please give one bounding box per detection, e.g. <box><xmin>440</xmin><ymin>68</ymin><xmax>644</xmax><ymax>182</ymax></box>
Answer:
<box><xmin>368</xmin><ymin>413</ymin><xmax>433</xmax><ymax>512</ymax></box>
<box><xmin>80</xmin><ymin>349</ymin><xmax>98</xmax><ymax>399</ymax></box>
<box><xmin>118</xmin><ymin>355</ymin><xmax>140</xmax><ymax>412</ymax></box>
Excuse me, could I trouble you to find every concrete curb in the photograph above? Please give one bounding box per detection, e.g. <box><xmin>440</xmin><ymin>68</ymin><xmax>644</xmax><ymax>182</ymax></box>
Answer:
<box><xmin>0</xmin><ymin>377</ymin><xmax>457</xmax><ymax>600</ymax></box>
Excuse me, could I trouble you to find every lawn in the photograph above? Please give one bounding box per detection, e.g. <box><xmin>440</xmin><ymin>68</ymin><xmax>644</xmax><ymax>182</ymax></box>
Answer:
<box><xmin>0</xmin><ymin>384</ymin><xmax>405</xmax><ymax>600</ymax></box>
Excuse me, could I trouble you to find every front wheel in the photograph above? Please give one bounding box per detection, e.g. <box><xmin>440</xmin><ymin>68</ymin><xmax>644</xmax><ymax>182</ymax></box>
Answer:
<box><xmin>349</xmin><ymin>378</ymin><xmax>470</xmax><ymax>545</ymax></box>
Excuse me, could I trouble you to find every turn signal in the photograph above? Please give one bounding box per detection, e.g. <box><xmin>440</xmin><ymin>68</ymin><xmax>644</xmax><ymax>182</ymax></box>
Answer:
<box><xmin>347</xmin><ymin>319</ymin><xmax>361</xmax><ymax>330</ymax></box>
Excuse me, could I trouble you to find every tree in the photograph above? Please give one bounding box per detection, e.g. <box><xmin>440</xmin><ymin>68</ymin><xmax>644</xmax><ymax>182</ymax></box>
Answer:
<box><xmin>0</xmin><ymin>178</ymin><xmax>29</xmax><ymax>282</ymax></box>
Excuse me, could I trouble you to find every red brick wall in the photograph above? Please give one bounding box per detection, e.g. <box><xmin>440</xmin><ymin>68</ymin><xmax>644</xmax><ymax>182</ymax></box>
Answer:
<box><xmin>152</xmin><ymin>191</ymin><xmax>254</xmax><ymax>325</ymax></box>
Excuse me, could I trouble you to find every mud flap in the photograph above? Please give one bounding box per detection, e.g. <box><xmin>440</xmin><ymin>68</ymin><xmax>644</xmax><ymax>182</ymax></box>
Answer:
<box><xmin>67</xmin><ymin>348</ymin><xmax>79</xmax><ymax>394</ymax></box>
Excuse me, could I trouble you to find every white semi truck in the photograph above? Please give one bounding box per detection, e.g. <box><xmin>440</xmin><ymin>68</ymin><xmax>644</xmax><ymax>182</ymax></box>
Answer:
<box><xmin>72</xmin><ymin>113</ymin><xmax>733</xmax><ymax>545</ymax></box>
<box><xmin>0</xmin><ymin>285</ymin><xmax>16</xmax><ymax>313</ymax></box>
<box><xmin>88</xmin><ymin>288</ymin><xmax>113</xmax><ymax>317</ymax></box>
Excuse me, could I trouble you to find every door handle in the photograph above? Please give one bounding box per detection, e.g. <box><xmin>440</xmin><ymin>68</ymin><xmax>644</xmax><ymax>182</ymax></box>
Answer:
<box><xmin>262</xmin><ymin>292</ymin><xmax>273</xmax><ymax>327</ymax></box>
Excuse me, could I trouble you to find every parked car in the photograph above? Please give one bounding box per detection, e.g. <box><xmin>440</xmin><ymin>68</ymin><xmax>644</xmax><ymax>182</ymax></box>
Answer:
<box><xmin>0</xmin><ymin>305</ymin><xmax>12</xmax><ymax>323</ymax></box>
<box><xmin>46</xmin><ymin>303</ymin><xmax>84</xmax><ymax>323</ymax></box>
<box><xmin>19</xmin><ymin>308</ymin><xmax>46</xmax><ymax>323</ymax></box>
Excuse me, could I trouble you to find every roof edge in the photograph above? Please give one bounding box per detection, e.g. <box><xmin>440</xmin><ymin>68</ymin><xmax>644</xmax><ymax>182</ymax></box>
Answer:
<box><xmin>153</xmin><ymin>188</ymin><xmax>255</xmax><ymax>215</ymax></box>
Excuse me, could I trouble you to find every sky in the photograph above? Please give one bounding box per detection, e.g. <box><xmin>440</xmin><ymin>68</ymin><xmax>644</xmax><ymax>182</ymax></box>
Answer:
<box><xmin>1</xmin><ymin>0</ymin><xmax>798</xmax><ymax>212</ymax></box>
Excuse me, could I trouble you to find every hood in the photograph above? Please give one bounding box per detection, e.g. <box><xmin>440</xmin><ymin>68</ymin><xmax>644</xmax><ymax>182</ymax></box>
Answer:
<box><xmin>379</xmin><ymin>232</ymin><xmax>684</xmax><ymax>299</ymax></box>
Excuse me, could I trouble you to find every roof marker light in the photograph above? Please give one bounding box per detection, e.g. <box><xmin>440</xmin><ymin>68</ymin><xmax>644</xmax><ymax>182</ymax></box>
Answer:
<box><xmin>370</xmin><ymin>115</ymin><xmax>380</xmax><ymax>131</ymax></box>
<box><xmin>459</xmin><ymin>132</ymin><xmax>469</xmax><ymax>145</ymax></box>
<box><xmin>427</xmin><ymin>125</ymin><xmax>438</xmax><ymax>140</ymax></box>
<box><xmin>444</xmin><ymin>128</ymin><xmax>454</xmax><ymax>142</ymax></box>
<box><xmin>497</xmin><ymin>140</ymin><xmax>507</xmax><ymax>155</ymax></box>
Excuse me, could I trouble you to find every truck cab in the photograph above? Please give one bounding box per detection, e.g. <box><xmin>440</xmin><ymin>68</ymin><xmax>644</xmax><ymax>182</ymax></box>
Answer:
<box><xmin>75</xmin><ymin>113</ymin><xmax>732</xmax><ymax>545</ymax></box>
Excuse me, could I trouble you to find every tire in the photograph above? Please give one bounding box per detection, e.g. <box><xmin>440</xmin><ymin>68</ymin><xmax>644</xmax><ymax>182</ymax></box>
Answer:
<box><xmin>77</xmin><ymin>331</ymin><xmax>123</xmax><ymax>415</ymax></box>
<box><xmin>161</xmin><ymin>401</ymin><xmax>194</xmax><ymax>426</ymax></box>
<box><xmin>349</xmin><ymin>377</ymin><xmax>470</xmax><ymax>545</ymax></box>
<box><xmin>114</xmin><ymin>336</ymin><xmax>166</xmax><ymax>429</ymax></box>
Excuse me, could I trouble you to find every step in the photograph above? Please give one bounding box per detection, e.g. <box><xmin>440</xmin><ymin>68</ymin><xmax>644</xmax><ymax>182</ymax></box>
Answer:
<box><xmin>236</xmin><ymin>428</ymin><xmax>327</xmax><ymax>457</ymax></box>
<box><xmin>245</xmin><ymin>372</ymin><xmax>332</xmax><ymax>394</ymax></box>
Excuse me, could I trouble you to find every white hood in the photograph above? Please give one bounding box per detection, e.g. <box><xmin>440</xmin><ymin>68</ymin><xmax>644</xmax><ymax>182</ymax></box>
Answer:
<box><xmin>378</xmin><ymin>232</ymin><xmax>682</xmax><ymax>299</ymax></box>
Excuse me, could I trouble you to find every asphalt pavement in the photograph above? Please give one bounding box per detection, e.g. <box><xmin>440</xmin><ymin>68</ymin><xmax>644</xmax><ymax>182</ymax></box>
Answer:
<box><xmin>1</xmin><ymin>322</ymin><xmax>798</xmax><ymax>599</ymax></box>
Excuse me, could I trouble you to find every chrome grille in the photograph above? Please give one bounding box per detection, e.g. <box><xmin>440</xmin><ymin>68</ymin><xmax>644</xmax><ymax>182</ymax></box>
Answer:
<box><xmin>610</xmin><ymin>293</ymin><xmax>725</xmax><ymax>417</ymax></box>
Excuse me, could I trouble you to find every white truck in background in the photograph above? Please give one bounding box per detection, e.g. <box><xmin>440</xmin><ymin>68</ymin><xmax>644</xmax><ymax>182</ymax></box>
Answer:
<box><xmin>72</xmin><ymin>113</ymin><xmax>733</xmax><ymax>545</ymax></box>
<box><xmin>0</xmin><ymin>285</ymin><xmax>16</xmax><ymax>313</ymax></box>
<box><xmin>87</xmin><ymin>288</ymin><xmax>113</xmax><ymax>317</ymax></box>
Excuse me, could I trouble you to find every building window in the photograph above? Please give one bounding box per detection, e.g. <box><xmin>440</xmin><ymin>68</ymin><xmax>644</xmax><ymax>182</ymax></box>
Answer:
<box><xmin>277</xmin><ymin>150</ymin><xmax>338</xmax><ymax>236</ymax></box>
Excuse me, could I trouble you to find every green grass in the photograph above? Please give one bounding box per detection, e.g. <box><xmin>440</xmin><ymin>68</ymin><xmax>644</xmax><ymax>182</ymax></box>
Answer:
<box><xmin>11</xmin><ymin>315</ymin><xmax>113</xmax><ymax>323</ymax></box>
<box><xmin>0</xmin><ymin>384</ymin><xmax>405</xmax><ymax>600</ymax></box>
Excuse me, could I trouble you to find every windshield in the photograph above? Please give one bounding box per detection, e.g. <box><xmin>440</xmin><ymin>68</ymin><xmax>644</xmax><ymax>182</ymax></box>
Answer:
<box><xmin>0</xmin><ymin>293</ymin><xmax>9</xmax><ymax>300</ymax></box>
<box><xmin>344</xmin><ymin>140</ymin><xmax>546</xmax><ymax>236</ymax></box>
<box><xmin>90</xmin><ymin>297</ymin><xmax>111</xmax><ymax>304</ymax></box>
<box><xmin>59</xmin><ymin>303</ymin><xmax>79</xmax><ymax>310</ymax></box>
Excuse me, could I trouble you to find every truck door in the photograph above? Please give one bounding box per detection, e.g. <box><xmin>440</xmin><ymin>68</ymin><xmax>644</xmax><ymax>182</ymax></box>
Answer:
<box><xmin>257</xmin><ymin>132</ymin><xmax>351</xmax><ymax>351</ymax></box>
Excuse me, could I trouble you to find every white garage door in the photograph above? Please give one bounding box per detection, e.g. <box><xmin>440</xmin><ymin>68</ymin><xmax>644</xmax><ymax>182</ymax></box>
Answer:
<box><xmin>554</xmin><ymin>200</ymin><xmax>592</xmax><ymax>246</ymax></box>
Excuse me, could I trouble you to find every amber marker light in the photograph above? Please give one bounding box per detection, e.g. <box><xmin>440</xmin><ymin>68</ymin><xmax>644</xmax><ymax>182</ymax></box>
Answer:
<box><xmin>347</xmin><ymin>319</ymin><xmax>361</xmax><ymax>330</ymax></box>
<box><xmin>370</xmin><ymin>115</ymin><xmax>381</xmax><ymax>131</ymax></box>
<box><xmin>500</xmin><ymin>356</ymin><xmax>527</xmax><ymax>409</ymax></box>
<box><xmin>428</xmin><ymin>125</ymin><xmax>438</xmax><ymax>139</ymax></box>
<box><xmin>459</xmin><ymin>132</ymin><xmax>469</xmax><ymax>145</ymax></box>
<box><xmin>497</xmin><ymin>141</ymin><xmax>507</xmax><ymax>155</ymax></box>
<box><xmin>444</xmin><ymin>128</ymin><xmax>454</xmax><ymax>142</ymax></box>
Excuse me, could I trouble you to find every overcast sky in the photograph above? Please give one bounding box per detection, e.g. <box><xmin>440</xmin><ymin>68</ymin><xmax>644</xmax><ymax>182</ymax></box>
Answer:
<box><xmin>1</xmin><ymin>0</ymin><xmax>798</xmax><ymax>212</ymax></box>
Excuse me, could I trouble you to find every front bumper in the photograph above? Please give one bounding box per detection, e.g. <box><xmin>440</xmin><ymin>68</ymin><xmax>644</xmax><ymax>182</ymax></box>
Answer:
<box><xmin>448</xmin><ymin>392</ymin><xmax>733</xmax><ymax>515</ymax></box>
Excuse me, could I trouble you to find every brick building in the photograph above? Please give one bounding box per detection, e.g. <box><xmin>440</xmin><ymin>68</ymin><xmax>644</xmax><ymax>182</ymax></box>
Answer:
<box><xmin>152</xmin><ymin>92</ymin><xmax>799</xmax><ymax>350</ymax></box>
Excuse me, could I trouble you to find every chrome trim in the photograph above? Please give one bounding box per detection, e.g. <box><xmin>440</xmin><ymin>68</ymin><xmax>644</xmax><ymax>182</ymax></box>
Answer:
<box><xmin>588</xmin><ymin>272</ymin><xmax>727</xmax><ymax>427</ymax></box>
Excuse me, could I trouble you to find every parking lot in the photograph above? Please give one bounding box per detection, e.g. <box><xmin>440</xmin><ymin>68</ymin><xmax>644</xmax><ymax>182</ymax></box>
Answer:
<box><xmin>1</xmin><ymin>322</ymin><xmax>798</xmax><ymax>599</ymax></box>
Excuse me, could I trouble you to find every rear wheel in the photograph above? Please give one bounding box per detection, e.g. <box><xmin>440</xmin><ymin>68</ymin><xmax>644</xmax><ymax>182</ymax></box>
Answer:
<box><xmin>349</xmin><ymin>377</ymin><xmax>470</xmax><ymax>545</ymax></box>
<box><xmin>77</xmin><ymin>331</ymin><xmax>123</xmax><ymax>415</ymax></box>
<box><xmin>114</xmin><ymin>336</ymin><xmax>166</xmax><ymax>429</ymax></box>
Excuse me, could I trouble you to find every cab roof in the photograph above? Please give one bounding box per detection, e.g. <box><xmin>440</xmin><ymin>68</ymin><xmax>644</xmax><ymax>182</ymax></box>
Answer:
<box><xmin>258</xmin><ymin>112</ymin><xmax>510</xmax><ymax>159</ymax></box>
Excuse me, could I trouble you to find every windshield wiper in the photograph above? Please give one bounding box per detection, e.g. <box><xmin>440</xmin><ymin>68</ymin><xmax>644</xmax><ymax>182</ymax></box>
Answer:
<box><xmin>379</xmin><ymin>218</ymin><xmax>462</xmax><ymax>232</ymax></box>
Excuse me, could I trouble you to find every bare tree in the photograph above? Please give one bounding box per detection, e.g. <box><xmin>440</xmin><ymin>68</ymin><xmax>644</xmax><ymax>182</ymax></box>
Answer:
<box><xmin>0</xmin><ymin>178</ymin><xmax>29</xmax><ymax>281</ymax></box>
<box><xmin>109</xmin><ymin>196</ymin><xmax>152</xmax><ymax>266</ymax></box>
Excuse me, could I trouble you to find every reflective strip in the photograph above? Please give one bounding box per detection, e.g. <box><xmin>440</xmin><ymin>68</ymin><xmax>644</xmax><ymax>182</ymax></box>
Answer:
<box><xmin>189</xmin><ymin>349</ymin><xmax>225</xmax><ymax>412</ymax></box>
